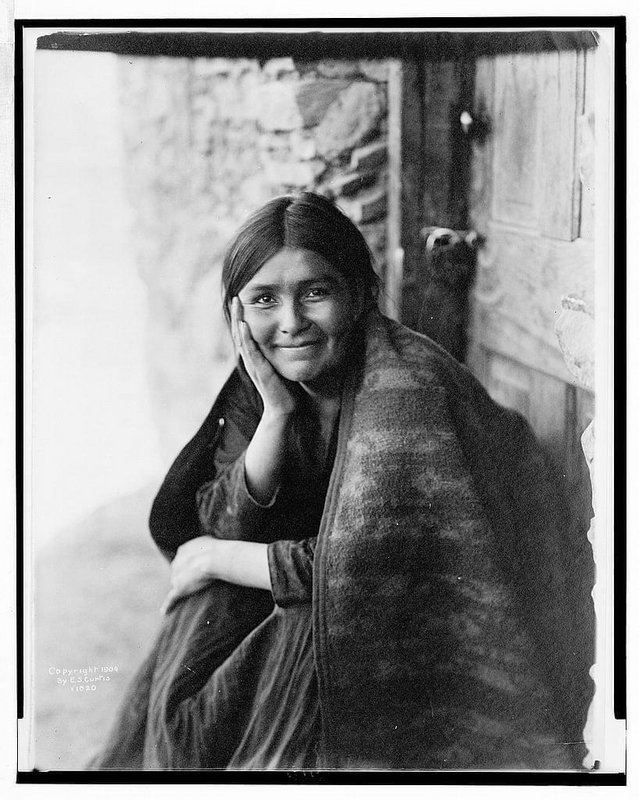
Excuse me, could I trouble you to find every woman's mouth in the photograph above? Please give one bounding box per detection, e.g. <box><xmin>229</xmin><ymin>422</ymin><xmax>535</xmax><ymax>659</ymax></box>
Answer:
<box><xmin>275</xmin><ymin>341</ymin><xmax>320</xmax><ymax>350</ymax></box>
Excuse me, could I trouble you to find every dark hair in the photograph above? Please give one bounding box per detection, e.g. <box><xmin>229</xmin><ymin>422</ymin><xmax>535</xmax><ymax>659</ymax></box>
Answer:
<box><xmin>221</xmin><ymin>192</ymin><xmax>379</xmax><ymax>324</ymax></box>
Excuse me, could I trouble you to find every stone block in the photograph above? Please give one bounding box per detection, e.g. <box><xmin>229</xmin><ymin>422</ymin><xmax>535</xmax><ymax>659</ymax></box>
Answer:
<box><xmin>259</xmin><ymin>131</ymin><xmax>291</xmax><ymax>152</ymax></box>
<box><xmin>315</xmin><ymin>83</ymin><xmax>385</xmax><ymax>160</ymax></box>
<box><xmin>350</xmin><ymin>141</ymin><xmax>387</xmax><ymax>171</ymax></box>
<box><xmin>237</xmin><ymin>69</ymin><xmax>262</xmax><ymax>110</ymax></box>
<box><xmin>338</xmin><ymin>188</ymin><xmax>387</xmax><ymax>225</ymax></box>
<box><xmin>231</xmin><ymin>59</ymin><xmax>258</xmax><ymax>77</ymax></box>
<box><xmin>290</xmin><ymin>130</ymin><xmax>318</xmax><ymax>161</ymax></box>
<box><xmin>210</xmin><ymin>79</ymin><xmax>243</xmax><ymax>122</ymax></box>
<box><xmin>359</xmin><ymin>60</ymin><xmax>390</xmax><ymax>82</ymax></box>
<box><xmin>295</xmin><ymin>80</ymin><xmax>352</xmax><ymax>128</ymax></box>
<box><xmin>294</xmin><ymin>62</ymin><xmax>321</xmax><ymax>79</ymax></box>
<box><xmin>206</xmin><ymin>58</ymin><xmax>234</xmax><ymax>77</ymax></box>
<box><xmin>255</xmin><ymin>82</ymin><xmax>303</xmax><ymax>131</ymax></box>
<box><xmin>264</xmin><ymin>158</ymin><xmax>327</xmax><ymax>188</ymax></box>
<box><xmin>264</xmin><ymin>57</ymin><xmax>297</xmax><ymax>79</ymax></box>
<box><xmin>316</xmin><ymin>60</ymin><xmax>362</xmax><ymax>79</ymax></box>
<box><xmin>325</xmin><ymin>170</ymin><xmax>378</xmax><ymax>198</ymax></box>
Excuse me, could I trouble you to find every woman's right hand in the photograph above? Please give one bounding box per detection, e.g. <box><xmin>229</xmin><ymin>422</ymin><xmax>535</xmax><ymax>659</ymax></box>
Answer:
<box><xmin>231</xmin><ymin>298</ymin><xmax>296</xmax><ymax>504</ymax></box>
<box><xmin>231</xmin><ymin>297</ymin><xmax>297</xmax><ymax>419</ymax></box>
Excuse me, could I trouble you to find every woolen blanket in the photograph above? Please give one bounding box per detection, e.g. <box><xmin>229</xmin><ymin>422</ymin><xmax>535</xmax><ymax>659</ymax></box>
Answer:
<box><xmin>91</xmin><ymin>310</ymin><xmax>593</xmax><ymax>771</ymax></box>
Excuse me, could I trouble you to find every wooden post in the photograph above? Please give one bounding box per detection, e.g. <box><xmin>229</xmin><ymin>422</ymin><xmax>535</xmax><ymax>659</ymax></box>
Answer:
<box><xmin>385</xmin><ymin>60</ymin><xmax>403</xmax><ymax>322</ymax></box>
<box><xmin>385</xmin><ymin>59</ymin><xmax>424</xmax><ymax>326</ymax></box>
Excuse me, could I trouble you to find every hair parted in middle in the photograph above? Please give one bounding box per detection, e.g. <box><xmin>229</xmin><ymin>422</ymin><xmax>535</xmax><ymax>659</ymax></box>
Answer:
<box><xmin>221</xmin><ymin>192</ymin><xmax>379</xmax><ymax>325</ymax></box>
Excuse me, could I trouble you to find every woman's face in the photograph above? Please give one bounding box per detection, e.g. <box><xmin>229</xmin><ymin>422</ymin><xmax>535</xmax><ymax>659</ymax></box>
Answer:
<box><xmin>237</xmin><ymin>247</ymin><xmax>359</xmax><ymax>388</ymax></box>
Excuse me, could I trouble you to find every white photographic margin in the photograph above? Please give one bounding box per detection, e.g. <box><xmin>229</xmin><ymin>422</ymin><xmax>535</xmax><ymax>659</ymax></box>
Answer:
<box><xmin>3</xmin><ymin>1</ymin><xmax>636</xmax><ymax>798</ymax></box>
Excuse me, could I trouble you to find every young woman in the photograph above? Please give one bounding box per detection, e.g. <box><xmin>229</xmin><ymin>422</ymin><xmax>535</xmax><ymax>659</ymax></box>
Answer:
<box><xmin>93</xmin><ymin>193</ymin><xmax>593</xmax><ymax>772</ymax></box>
<box><xmin>160</xmin><ymin>194</ymin><xmax>376</xmax><ymax>621</ymax></box>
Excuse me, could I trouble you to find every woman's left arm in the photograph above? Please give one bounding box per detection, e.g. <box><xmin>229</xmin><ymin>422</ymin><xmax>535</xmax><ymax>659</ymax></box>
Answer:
<box><xmin>160</xmin><ymin>536</ymin><xmax>270</xmax><ymax>613</ymax></box>
<box><xmin>161</xmin><ymin>535</ymin><xmax>317</xmax><ymax>613</ymax></box>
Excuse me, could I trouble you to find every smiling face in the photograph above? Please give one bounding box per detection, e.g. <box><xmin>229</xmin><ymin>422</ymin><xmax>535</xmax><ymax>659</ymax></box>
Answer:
<box><xmin>237</xmin><ymin>247</ymin><xmax>360</xmax><ymax>390</ymax></box>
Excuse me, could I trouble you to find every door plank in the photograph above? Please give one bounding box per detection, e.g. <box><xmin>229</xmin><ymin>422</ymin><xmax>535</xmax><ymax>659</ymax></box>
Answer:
<box><xmin>539</xmin><ymin>49</ymin><xmax>582</xmax><ymax>241</ymax></box>
<box><xmin>578</xmin><ymin>48</ymin><xmax>596</xmax><ymax>241</ymax></box>
<box><xmin>469</xmin><ymin>228</ymin><xmax>594</xmax><ymax>381</ymax></box>
<box><xmin>469</xmin><ymin>56</ymin><xmax>495</xmax><ymax>235</ymax></box>
<box><xmin>492</xmin><ymin>53</ymin><xmax>542</xmax><ymax>230</ymax></box>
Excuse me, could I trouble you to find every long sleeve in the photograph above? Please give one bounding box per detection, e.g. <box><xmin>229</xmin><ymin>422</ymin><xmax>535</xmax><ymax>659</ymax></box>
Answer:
<box><xmin>197</xmin><ymin>434</ymin><xmax>318</xmax><ymax>603</ymax></box>
<box><xmin>267</xmin><ymin>537</ymin><xmax>317</xmax><ymax>607</ymax></box>
<box><xmin>197</xmin><ymin>431</ymin><xmax>318</xmax><ymax>600</ymax></box>
<box><xmin>197</xmin><ymin>451</ymin><xmax>278</xmax><ymax>543</ymax></box>
<box><xmin>196</xmin><ymin>409</ymin><xmax>322</xmax><ymax>603</ymax></box>
<box><xmin>148</xmin><ymin>366</ymin><xmax>262</xmax><ymax>560</ymax></box>
<box><xmin>152</xmin><ymin>363</ymin><xmax>325</xmax><ymax>600</ymax></box>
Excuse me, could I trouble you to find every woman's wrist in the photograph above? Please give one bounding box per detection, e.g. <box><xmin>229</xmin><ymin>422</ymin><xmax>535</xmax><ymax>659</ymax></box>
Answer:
<box><xmin>201</xmin><ymin>536</ymin><xmax>224</xmax><ymax>580</ymax></box>
<box><xmin>260</xmin><ymin>406</ymin><xmax>296</xmax><ymax>426</ymax></box>
<box><xmin>161</xmin><ymin>537</ymin><xmax>271</xmax><ymax>613</ymax></box>
<box><xmin>213</xmin><ymin>540</ymin><xmax>271</xmax><ymax>591</ymax></box>
<box><xmin>244</xmin><ymin>411</ymin><xmax>293</xmax><ymax>504</ymax></box>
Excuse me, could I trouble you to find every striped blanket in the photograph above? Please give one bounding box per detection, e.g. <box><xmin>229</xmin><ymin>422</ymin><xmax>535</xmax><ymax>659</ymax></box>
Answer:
<box><xmin>92</xmin><ymin>311</ymin><xmax>594</xmax><ymax>771</ymax></box>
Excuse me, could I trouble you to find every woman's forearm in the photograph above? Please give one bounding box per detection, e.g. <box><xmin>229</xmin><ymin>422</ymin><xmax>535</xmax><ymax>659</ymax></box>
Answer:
<box><xmin>243</xmin><ymin>411</ymin><xmax>293</xmax><ymax>505</ymax></box>
<box><xmin>162</xmin><ymin>536</ymin><xmax>272</xmax><ymax>613</ymax></box>
<box><xmin>212</xmin><ymin>539</ymin><xmax>271</xmax><ymax>591</ymax></box>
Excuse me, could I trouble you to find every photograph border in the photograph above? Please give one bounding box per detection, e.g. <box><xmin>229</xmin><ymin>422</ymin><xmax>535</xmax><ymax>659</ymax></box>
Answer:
<box><xmin>13</xmin><ymin>13</ymin><xmax>627</xmax><ymax>787</ymax></box>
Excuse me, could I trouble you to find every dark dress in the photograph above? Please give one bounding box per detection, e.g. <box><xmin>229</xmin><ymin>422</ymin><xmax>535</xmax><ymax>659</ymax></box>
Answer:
<box><xmin>188</xmin><ymin>373</ymin><xmax>337</xmax><ymax>769</ymax></box>
<box><xmin>90</xmin><ymin>365</ymin><xmax>340</xmax><ymax>771</ymax></box>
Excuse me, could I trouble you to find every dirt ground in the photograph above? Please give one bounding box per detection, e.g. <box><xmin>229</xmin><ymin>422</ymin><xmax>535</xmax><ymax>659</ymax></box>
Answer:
<box><xmin>32</xmin><ymin>484</ymin><xmax>168</xmax><ymax>771</ymax></box>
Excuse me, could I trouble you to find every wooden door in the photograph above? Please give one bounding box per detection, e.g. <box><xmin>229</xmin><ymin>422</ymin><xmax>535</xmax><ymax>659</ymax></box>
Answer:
<box><xmin>386</xmin><ymin>40</ymin><xmax>599</xmax><ymax>761</ymax></box>
<box><xmin>465</xmin><ymin>49</ymin><xmax>595</xmax><ymax>539</ymax></box>
<box><xmin>391</xmin><ymin>48</ymin><xmax>596</xmax><ymax>532</ymax></box>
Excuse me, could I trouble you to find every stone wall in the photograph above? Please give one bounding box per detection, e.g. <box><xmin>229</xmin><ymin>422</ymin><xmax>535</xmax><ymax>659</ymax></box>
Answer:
<box><xmin>118</xmin><ymin>56</ymin><xmax>390</xmax><ymax>458</ymax></box>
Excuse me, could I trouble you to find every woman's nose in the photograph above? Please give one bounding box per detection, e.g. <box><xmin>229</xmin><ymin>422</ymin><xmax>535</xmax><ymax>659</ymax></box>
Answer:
<box><xmin>278</xmin><ymin>299</ymin><xmax>310</xmax><ymax>334</ymax></box>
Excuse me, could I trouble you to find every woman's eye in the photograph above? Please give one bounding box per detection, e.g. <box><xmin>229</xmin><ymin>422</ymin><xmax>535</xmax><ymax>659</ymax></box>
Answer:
<box><xmin>306</xmin><ymin>287</ymin><xmax>329</xmax><ymax>299</ymax></box>
<box><xmin>254</xmin><ymin>294</ymin><xmax>277</xmax><ymax>305</ymax></box>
